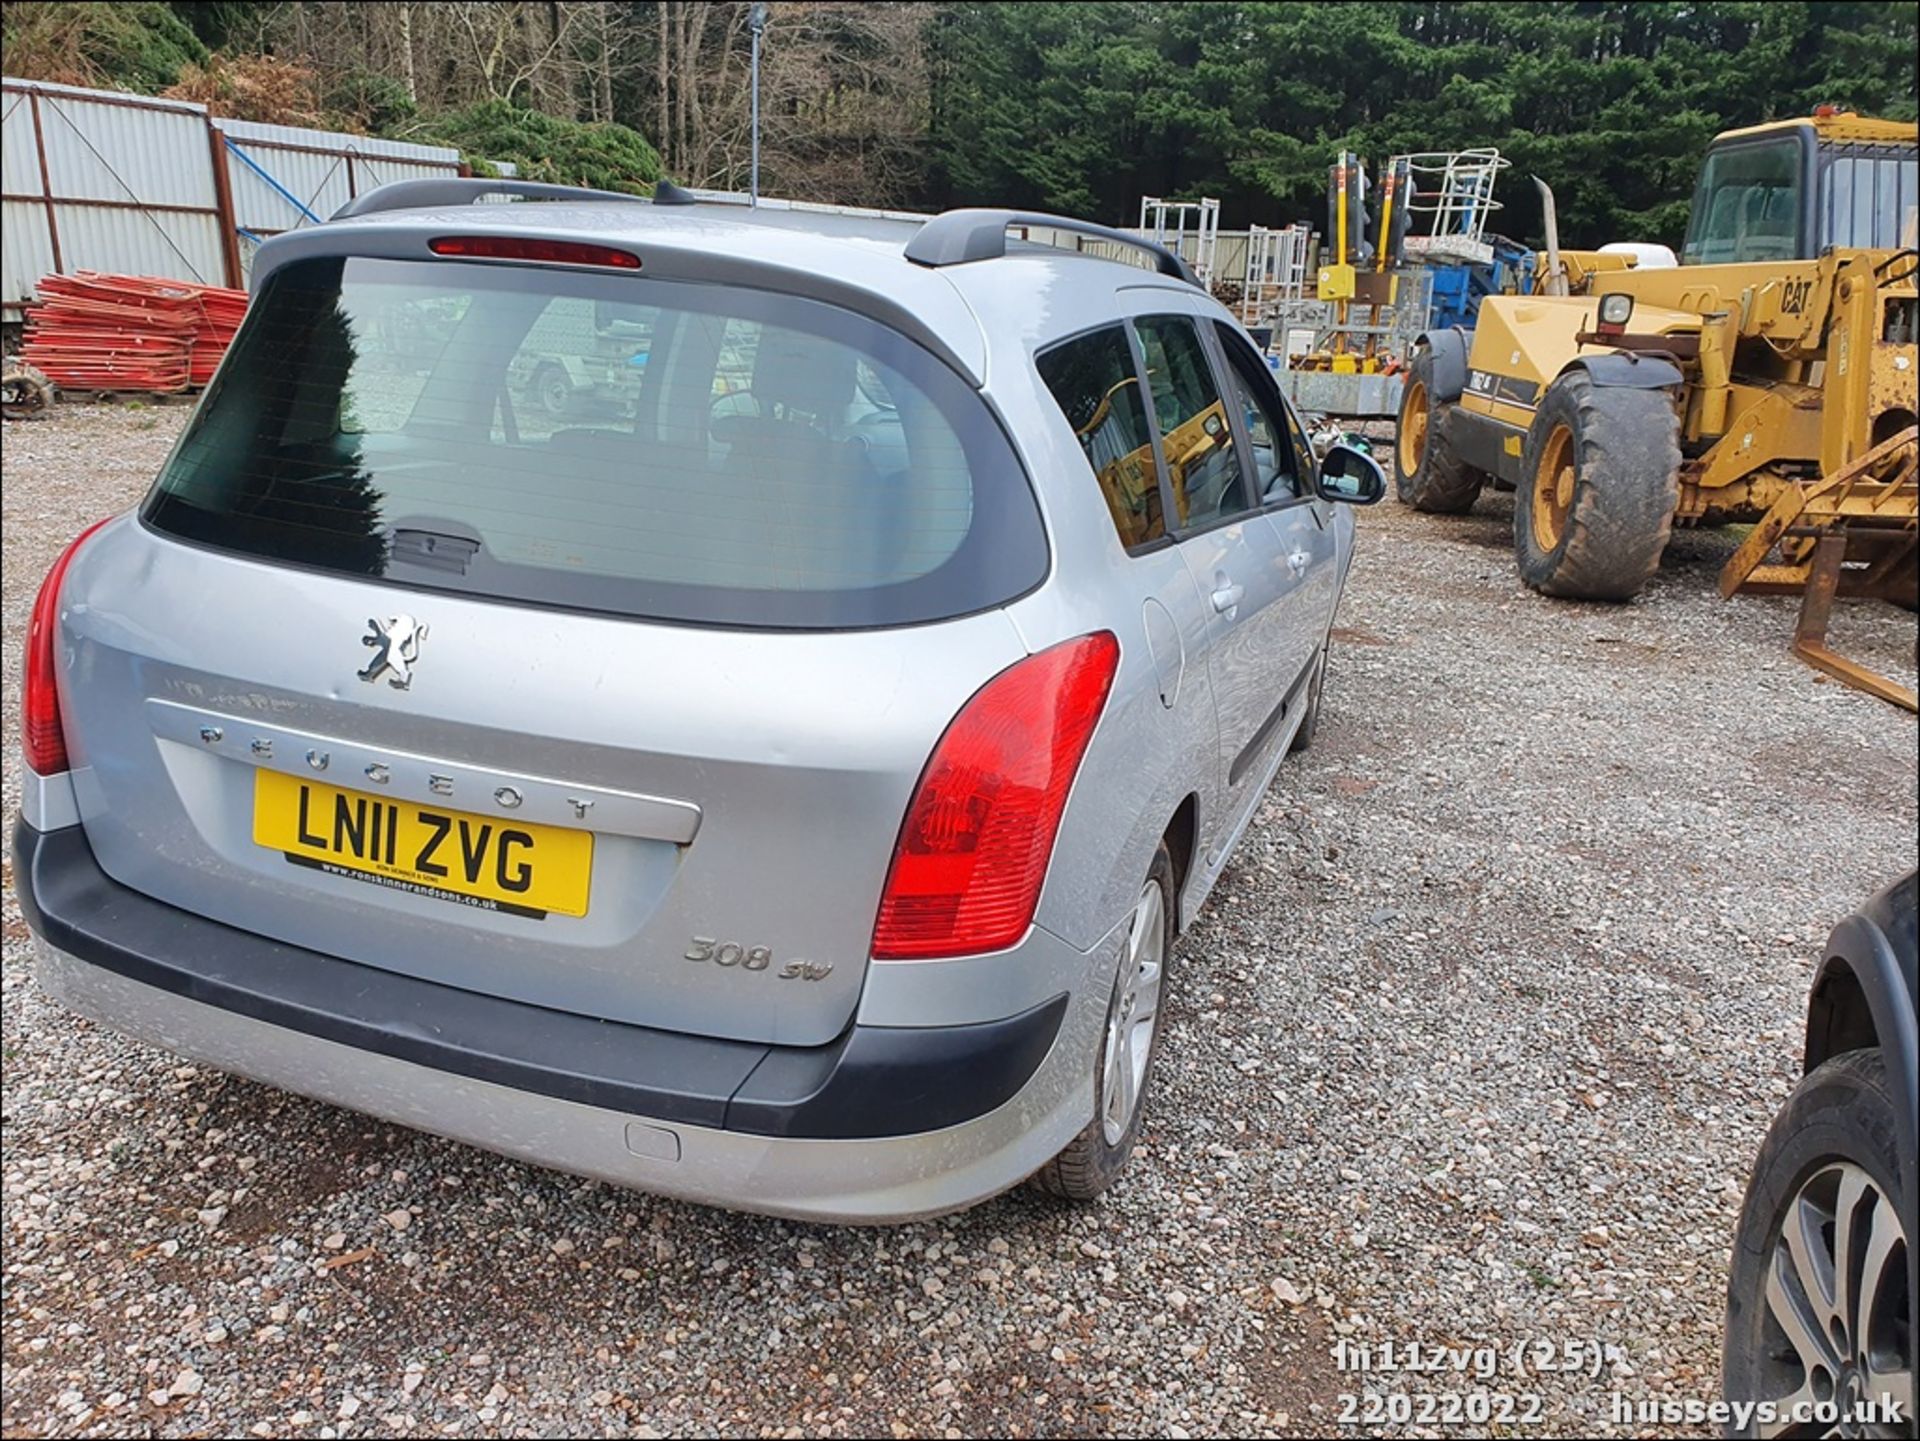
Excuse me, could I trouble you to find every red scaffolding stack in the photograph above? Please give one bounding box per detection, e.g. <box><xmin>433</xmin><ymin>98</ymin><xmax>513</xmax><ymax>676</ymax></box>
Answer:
<box><xmin>19</xmin><ymin>272</ymin><xmax>247</xmax><ymax>394</ymax></box>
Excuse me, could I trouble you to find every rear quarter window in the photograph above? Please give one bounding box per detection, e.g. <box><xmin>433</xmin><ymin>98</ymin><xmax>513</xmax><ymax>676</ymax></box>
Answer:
<box><xmin>1036</xmin><ymin>326</ymin><xmax>1165</xmax><ymax>550</ymax></box>
<box><xmin>145</xmin><ymin>255</ymin><xmax>1047</xmax><ymax>629</ymax></box>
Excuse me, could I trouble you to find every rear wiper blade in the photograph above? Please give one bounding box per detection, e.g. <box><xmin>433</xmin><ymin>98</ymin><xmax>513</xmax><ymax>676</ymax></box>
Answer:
<box><xmin>387</xmin><ymin>521</ymin><xmax>485</xmax><ymax>576</ymax></box>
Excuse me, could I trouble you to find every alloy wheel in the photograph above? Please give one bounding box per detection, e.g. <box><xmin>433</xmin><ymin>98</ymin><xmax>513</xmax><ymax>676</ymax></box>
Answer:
<box><xmin>1755</xmin><ymin>1161</ymin><xmax>1913</xmax><ymax>1438</ymax></box>
<box><xmin>1398</xmin><ymin>379</ymin><xmax>1430</xmax><ymax>476</ymax></box>
<box><xmin>1099</xmin><ymin>879</ymin><xmax>1166</xmax><ymax>1146</ymax></box>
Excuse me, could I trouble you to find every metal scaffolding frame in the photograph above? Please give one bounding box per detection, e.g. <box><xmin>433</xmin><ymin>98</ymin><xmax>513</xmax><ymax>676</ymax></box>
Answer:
<box><xmin>1137</xmin><ymin>196</ymin><xmax>1221</xmax><ymax>288</ymax></box>
<box><xmin>1239</xmin><ymin>222</ymin><xmax>1312</xmax><ymax>324</ymax></box>
<box><xmin>1271</xmin><ymin>270</ymin><xmax>1433</xmax><ymax>365</ymax></box>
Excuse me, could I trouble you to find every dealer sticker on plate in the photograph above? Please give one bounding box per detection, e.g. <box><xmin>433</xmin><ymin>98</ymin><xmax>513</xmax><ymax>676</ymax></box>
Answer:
<box><xmin>252</xmin><ymin>769</ymin><xmax>592</xmax><ymax>918</ymax></box>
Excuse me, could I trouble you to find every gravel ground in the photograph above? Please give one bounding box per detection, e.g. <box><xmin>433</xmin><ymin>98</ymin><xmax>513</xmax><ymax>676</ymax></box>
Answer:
<box><xmin>4</xmin><ymin>402</ymin><xmax>1916</xmax><ymax>1440</ymax></box>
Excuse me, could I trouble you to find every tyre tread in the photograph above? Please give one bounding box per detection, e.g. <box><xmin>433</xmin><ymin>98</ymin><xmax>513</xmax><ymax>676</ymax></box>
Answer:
<box><xmin>1394</xmin><ymin>348</ymin><xmax>1487</xmax><ymax>514</ymax></box>
<box><xmin>1515</xmin><ymin>371</ymin><xmax>1681</xmax><ymax>601</ymax></box>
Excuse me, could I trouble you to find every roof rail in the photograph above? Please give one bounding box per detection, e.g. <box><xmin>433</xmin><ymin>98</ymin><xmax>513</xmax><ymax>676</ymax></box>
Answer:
<box><xmin>652</xmin><ymin>180</ymin><xmax>704</xmax><ymax>206</ymax></box>
<box><xmin>904</xmin><ymin>208</ymin><xmax>1202</xmax><ymax>286</ymax></box>
<box><xmin>331</xmin><ymin>178</ymin><xmax>648</xmax><ymax>221</ymax></box>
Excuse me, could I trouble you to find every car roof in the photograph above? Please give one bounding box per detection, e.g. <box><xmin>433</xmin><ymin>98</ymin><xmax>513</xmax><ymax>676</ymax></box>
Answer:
<box><xmin>253</xmin><ymin>192</ymin><xmax>1212</xmax><ymax>386</ymax></box>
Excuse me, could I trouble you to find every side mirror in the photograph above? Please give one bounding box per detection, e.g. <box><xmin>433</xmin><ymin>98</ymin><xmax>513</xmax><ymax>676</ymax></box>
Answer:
<box><xmin>1316</xmin><ymin>441</ymin><xmax>1387</xmax><ymax>505</ymax></box>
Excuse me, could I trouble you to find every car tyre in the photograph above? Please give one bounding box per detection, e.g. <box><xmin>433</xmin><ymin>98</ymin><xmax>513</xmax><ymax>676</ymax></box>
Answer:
<box><xmin>535</xmin><ymin>363</ymin><xmax>575</xmax><ymax>420</ymax></box>
<box><xmin>1722</xmin><ymin>1048</ymin><xmax>1914</xmax><ymax>1437</ymax></box>
<box><xmin>1289</xmin><ymin>641</ymin><xmax>1328</xmax><ymax>754</ymax></box>
<box><xmin>1030</xmin><ymin>843</ymin><xmax>1176</xmax><ymax>1202</ymax></box>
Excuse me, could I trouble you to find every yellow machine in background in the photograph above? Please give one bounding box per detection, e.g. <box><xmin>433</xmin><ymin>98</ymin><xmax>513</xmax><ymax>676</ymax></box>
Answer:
<box><xmin>1394</xmin><ymin>109</ymin><xmax>1919</xmax><ymax>708</ymax></box>
<box><xmin>1072</xmin><ymin>376</ymin><xmax>1233</xmax><ymax>547</ymax></box>
<box><xmin>1074</xmin><ymin>376</ymin><xmax>1164</xmax><ymax>546</ymax></box>
<box><xmin>1295</xmin><ymin>151</ymin><xmax>1410</xmax><ymax>377</ymax></box>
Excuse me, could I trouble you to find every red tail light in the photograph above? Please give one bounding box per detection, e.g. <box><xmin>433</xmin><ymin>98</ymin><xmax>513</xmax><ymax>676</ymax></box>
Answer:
<box><xmin>872</xmin><ymin>632</ymin><xmax>1120</xmax><ymax>960</ymax></box>
<box><xmin>428</xmin><ymin>236</ymin><xmax>641</xmax><ymax>269</ymax></box>
<box><xmin>23</xmin><ymin>518</ymin><xmax>112</xmax><ymax>776</ymax></box>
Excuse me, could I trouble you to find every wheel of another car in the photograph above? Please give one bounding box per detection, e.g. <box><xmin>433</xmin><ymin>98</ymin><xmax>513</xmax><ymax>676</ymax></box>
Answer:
<box><xmin>1722</xmin><ymin>1048</ymin><xmax>1914</xmax><ymax>1438</ymax></box>
<box><xmin>1031</xmin><ymin>843</ymin><xmax>1176</xmax><ymax>1202</ymax></box>
<box><xmin>534</xmin><ymin>363</ymin><xmax>575</xmax><ymax>419</ymax></box>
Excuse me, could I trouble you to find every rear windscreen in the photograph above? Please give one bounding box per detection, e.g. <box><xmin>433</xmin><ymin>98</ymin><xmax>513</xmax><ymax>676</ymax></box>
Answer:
<box><xmin>144</xmin><ymin>255</ymin><xmax>1046</xmax><ymax>628</ymax></box>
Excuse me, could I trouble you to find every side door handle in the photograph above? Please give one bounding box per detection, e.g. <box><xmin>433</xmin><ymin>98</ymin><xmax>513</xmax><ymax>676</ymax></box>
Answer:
<box><xmin>1211</xmin><ymin>581</ymin><xmax>1245</xmax><ymax>614</ymax></box>
<box><xmin>1287</xmin><ymin>550</ymin><xmax>1311</xmax><ymax>575</ymax></box>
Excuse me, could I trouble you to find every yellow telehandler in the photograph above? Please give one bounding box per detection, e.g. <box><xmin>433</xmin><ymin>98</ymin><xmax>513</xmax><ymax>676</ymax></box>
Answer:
<box><xmin>1394</xmin><ymin>109</ymin><xmax>1918</xmax><ymax>709</ymax></box>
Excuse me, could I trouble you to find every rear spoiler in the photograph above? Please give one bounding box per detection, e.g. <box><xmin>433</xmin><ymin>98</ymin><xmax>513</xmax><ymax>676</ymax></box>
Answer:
<box><xmin>331</xmin><ymin>178</ymin><xmax>657</xmax><ymax>221</ymax></box>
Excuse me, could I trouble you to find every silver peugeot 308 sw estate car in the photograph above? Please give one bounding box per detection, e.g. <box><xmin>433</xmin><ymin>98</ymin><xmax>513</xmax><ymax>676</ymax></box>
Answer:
<box><xmin>17</xmin><ymin>180</ymin><xmax>1383</xmax><ymax>1223</ymax></box>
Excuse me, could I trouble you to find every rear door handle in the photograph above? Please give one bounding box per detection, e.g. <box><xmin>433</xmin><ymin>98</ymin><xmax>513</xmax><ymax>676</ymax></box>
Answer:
<box><xmin>1211</xmin><ymin>582</ymin><xmax>1245</xmax><ymax>613</ymax></box>
<box><xmin>1287</xmin><ymin>550</ymin><xmax>1311</xmax><ymax>574</ymax></box>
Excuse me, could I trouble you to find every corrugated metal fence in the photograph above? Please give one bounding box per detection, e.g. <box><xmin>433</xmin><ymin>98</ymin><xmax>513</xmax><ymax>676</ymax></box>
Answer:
<box><xmin>2</xmin><ymin>77</ymin><xmax>461</xmax><ymax>313</ymax></box>
<box><xmin>4</xmin><ymin>77</ymin><xmax>1302</xmax><ymax>318</ymax></box>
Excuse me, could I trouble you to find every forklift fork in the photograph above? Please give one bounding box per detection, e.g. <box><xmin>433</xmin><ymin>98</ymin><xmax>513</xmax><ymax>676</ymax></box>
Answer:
<box><xmin>1720</xmin><ymin>426</ymin><xmax>1919</xmax><ymax>713</ymax></box>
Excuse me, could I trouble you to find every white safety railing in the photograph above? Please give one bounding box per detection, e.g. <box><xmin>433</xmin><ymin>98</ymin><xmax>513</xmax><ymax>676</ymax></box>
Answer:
<box><xmin>1394</xmin><ymin>149</ymin><xmax>1509</xmax><ymax>266</ymax></box>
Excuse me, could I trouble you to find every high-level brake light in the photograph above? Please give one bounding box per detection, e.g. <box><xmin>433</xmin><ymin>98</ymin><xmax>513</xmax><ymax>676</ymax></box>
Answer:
<box><xmin>428</xmin><ymin>236</ymin><xmax>641</xmax><ymax>269</ymax></box>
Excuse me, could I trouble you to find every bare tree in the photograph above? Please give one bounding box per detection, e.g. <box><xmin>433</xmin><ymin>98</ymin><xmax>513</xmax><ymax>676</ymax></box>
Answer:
<box><xmin>398</xmin><ymin>4</ymin><xmax>417</xmax><ymax>105</ymax></box>
<box><xmin>590</xmin><ymin>2</ymin><xmax>615</xmax><ymax>121</ymax></box>
<box><xmin>637</xmin><ymin>2</ymin><xmax>932</xmax><ymax>205</ymax></box>
<box><xmin>439</xmin><ymin>1</ymin><xmax>590</xmax><ymax>106</ymax></box>
<box><xmin>761</xmin><ymin>2</ymin><xmax>933</xmax><ymax>205</ymax></box>
<box><xmin>143</xmin><ymin>1</ymin><xmax>937</xmax><ymax>205</ymax></box>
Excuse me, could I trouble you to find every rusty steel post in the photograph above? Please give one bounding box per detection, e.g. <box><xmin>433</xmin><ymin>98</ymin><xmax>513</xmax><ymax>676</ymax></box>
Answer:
<box><xmin>207</xmin><ymin>120</ymin><xmax>243</xmax><ymax>291</ymax></box>
<box><xmin>27</xmin><ymin>90</ymin><xmax>64</xmax><ymax>274</ymax></box>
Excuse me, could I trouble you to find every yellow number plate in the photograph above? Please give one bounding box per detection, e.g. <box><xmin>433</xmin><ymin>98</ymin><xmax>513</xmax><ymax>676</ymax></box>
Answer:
<box><xmin>252</xmin><ymin>769</ymin><xmax>591</xmax><ymax>918</ymax></box>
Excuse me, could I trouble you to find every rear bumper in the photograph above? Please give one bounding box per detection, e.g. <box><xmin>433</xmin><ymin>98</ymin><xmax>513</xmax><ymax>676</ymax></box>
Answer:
<box><xmin>15</xmin><ymin>817</ymin><xmax>1104</xmax><ymax>1223</ymax></box>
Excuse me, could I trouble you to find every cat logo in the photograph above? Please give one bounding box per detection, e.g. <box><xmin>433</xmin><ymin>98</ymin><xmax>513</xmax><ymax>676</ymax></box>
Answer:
<box><xmin>1778</xmin><ymin>278</ymin><xmax>1814</xmax><ymax>316</ymax></box>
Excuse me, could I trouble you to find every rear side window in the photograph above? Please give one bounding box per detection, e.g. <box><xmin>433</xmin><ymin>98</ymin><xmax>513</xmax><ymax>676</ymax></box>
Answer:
<box><xmin>145</xmin><ymin>256</ymin><xmax>1046</xmax><ymax>629</ymax></box>
<box><xmin>1036</xmin><ymin>326</ymin><xmax>1165</xmax><ymax>550</ymax></box>
<box><xmin>1135</xmin><ymin>317</ymin><xmax>1251</xmax><ymax>531</ymax></box>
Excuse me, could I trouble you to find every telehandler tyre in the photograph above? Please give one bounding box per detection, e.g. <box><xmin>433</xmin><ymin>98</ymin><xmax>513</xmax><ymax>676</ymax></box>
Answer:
<box><xmin>1393</xmin><ymin>348</ymin><xmax>1487</xmax><ymax>514</ymax></box>
<box><xmin>1514</xmin><ymin>371</ymin><xmax>1680</xmax><ymax>601</ymax></box>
